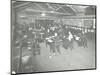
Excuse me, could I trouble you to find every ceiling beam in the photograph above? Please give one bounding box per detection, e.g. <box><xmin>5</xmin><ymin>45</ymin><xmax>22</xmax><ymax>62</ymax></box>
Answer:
<box><xmin>24</xmin><ymin>9</ymin><xmax>72</xmax><ymax>15</ymax></box>
<box><xmin>55</xmin><ymin>5</ymin><xmax>64</xmax><ymax>11</ymax></box>
<box><xmin>66</xmin><ymin>5</ymin><xmax>78</xmax><ymax>13</ymax></box>
<box><xmin>20</xmin><ymin>14</ymin><xmax>95</xmax><ymax>20</ymax></box>
<box><xmin>34</xmin><ymin>3</ymin><xmax>44</xmax><ymax>10</ymax></box>
<box><xmin>46</xmin><ymin>3</ymin><xmax>56</xmax><ymax>11</ymax></box>
<box><xmin>13</xmin><ymin>2</ymin><xmax>31</xmax><ymax>8</ymax></box>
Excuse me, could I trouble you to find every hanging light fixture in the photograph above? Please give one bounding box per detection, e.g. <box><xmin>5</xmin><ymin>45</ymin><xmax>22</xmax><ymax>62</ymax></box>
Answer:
<box><xmin>41</xmin><ymin>12</ymin><xmax>46</xmax><ymax>17</ymax></box>
<box><xmin>28</xmin><ymin>47</ymin><xmax>31</xmax><ymax>50</ymax></box>
<box><xmin>50</xmin><ymin>11</ymin><xmax>54</xmax><ymax>13</ymax></box>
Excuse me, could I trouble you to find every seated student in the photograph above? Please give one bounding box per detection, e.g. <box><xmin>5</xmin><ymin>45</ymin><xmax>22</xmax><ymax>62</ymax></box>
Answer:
<box><xmin>62</xmin><ymin>32</ymin><xmax>72</xmax><ymax>50</ymax></box>
<box><xmin>49</xmin><ymin>42</ymin><xmax>56</xmax><ymax>53</ymax></box>
<box><xmin>81</xmin><ymin>35</ymin><xmax>88</xmax><ymax>48</ymax></box>
<box><xmin>73</xmin><ymin>34</ymin><xmax>83</xmax><ymax>47</ymax></box>
<box><xmin>77</xmin><ymin>33</ymin><xmax>88</xmax><ymax>48</ymax></box>
<box><xmin>54</xmin><ymin>35</ymin><xmax>61</xmax><ymax>54</ymax></box>
<box><xmin>62</xmin><ymin>38</ymin><xmax>69</xmax><ymax>50</ymax></box>
<box><xmin>31</xmin><ymin>41</ymin><xmax>41</xmax><ymax>55</ymax></box>
<box><xmin>45</xmin><ymin>36</ymin><xmax>56</xmax><ymax>53</ymax></box>
<box><xmin>21</xmin><ymin>39</ymin><xmax>29</xmax><ymax>49</ymax></box>
<box><xmin>56</xmin><ymin>44</ymin><xmax>61</xmax><ymax>54</ymax></box>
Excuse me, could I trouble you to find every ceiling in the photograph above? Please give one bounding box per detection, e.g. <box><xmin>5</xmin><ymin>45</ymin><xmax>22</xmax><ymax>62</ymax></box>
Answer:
<box><xmin>12</xmin><ymin>1</ymin><xmax>96</xmax><ymax>17</ymax></box>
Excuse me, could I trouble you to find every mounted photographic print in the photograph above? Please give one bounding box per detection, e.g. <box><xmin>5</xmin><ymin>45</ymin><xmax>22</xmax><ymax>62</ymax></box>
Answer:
<box><xmin>11</xmin><ymin>0</ymin><xmax>96</xmax><ymax>74</ymax></box>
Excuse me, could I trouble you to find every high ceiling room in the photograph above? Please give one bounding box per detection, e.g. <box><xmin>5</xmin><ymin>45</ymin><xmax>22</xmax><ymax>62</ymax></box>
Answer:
<box><xmin>11</xmin><ymin>1</ymin><xmax>96</xmax><ymax>74</ymax></box>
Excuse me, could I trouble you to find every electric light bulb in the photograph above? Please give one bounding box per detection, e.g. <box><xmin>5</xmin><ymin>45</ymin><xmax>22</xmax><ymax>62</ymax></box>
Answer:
<box><xmin>28</xmin><ymin>47</ymin><xmax>31</xmax><ymax>50</ymax></box>
<box><xmin>41</xmin><ymin>13</ymin><xmax>46</xmax><ymax>17</ymax></box>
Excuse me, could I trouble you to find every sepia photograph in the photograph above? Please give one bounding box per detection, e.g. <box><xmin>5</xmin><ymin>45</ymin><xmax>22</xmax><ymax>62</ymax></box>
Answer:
<box><xmin>11</xmin><ymin>0</ymin><xmax>96</xmax><ymax>74</ymax></box>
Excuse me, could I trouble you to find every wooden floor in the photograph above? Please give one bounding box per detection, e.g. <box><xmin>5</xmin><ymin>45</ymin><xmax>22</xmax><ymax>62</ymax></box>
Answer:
<box><xmin>31</xmin><ymin>40</ymin><xmax>95</xmax><ymax>72</ymax></box>
<box><xmin>12</xmin><ymin>34</ymin><xmax>96</xmax><ymax>73</ymax></box>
